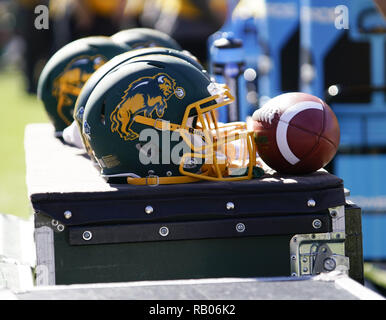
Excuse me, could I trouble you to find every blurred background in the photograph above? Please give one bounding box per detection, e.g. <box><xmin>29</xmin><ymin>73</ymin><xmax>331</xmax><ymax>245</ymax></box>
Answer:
<box><xmin>0</xmin><ymin>0</ymin><xmax>385</xmax><ymax>294</ymax></box>
<box><xmin>0</xmin><ymin>0</ymin><xmax>227</xmax><ymax>220</ymax></box>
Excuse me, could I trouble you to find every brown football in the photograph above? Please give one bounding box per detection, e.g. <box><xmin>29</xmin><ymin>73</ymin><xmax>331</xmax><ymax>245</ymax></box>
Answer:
<box><xmin>252</xmin><ymin>92</ymin><xmax>340</xmax><ymax>174</ymax></box>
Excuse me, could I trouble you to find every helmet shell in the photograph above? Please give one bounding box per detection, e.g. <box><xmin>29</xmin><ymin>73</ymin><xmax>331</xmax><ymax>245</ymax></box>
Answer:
<box><xmin>76</xmin><ymin>47</ymin><xmax>206</xmax><ymax>123</ymax></box>
<box><xmin>37</xmin><ymin>36</ymin><xmax>127</xmax><ymax>134</ymax></box>
<box><xmin>83</xmin><ymin>54</ymin><xmax>213</xmax><ymax>178</ymax></box>
<box><xmin>74</xmin><ymin>47</ymin><xmax>208</xmax><ymax>157</ymax></box>
<box><xmin>111</xmin><ymin>28</ymin><xmax>182</xmax><ymax>51</ymax></box>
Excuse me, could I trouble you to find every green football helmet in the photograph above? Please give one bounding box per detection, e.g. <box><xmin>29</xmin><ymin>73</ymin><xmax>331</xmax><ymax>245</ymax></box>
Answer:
<box><xmin>111</xmin><ymin>28</ymin><xmax>182</xmax><ymax>51</ymax></box>
<box><xmin>83</xmin><ymin>54</ymin><xmax>259</xmax><ymax>185</ymax></box>
<box><xmin>74</xmin><ymin>47</ymin><xmax>208</xmax><ymax>159</ymax></box>
<box><xmin>37</xmin><ymin>36</ymin><xmax>127</xmax><ymax>135</ymax></box>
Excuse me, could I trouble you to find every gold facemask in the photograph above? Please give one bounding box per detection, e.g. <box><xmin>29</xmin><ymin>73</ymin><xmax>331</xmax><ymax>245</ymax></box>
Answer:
<box><xmin>127</xmin><ymin>84</ymin><xmax>262</xmax><ymax>185</ymax></box>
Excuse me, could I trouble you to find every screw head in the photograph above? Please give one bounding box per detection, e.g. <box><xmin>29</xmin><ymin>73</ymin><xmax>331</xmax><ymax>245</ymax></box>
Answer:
<box><xmin>159</xmin><ymin>226</ymin><xmax>169</xmax><ymax>237</ymax></box>
<box><xmin>323</xmin><ymin>257</ymin><xmax>336</xmax><ymax>271</ymax></box>
<box><xmin>226</xmin><ymin>202</ymin><xmax>235</xmax><ymax>210</ymax></box>
<box><xmin>330</xmin><ymin>210</ymin><xmax>338</xmax><ymax>218</ymax></box>
<box><xmin>145</xmin><ymin>205</ymin><xmax>154</xmax><ymax>215</ymax></box>
<box><xmin>51</xmin><ymin>220</ymin><xmax>58</xmax><ymax>227</ymax></box>
<box><xmin>57</xmin><ymin>224</ymin><xmax>65</xmax><ymax>232</ymax></box>
<box><xmin>82</xmin><ymin>231</ymin><xmax>93</xmax><ymax>241</ymax></box>
<box><xmin>291</xmin><ymin>255</ymin><xmax>297</xmax><ymax>260</ymax></box>
<box><xmin>236</xmin><ymin>222</ymin><xmax>246</xmax><ymax>233</ymax></box>
<box><xmin>64</xmin><ymin>210</ymin><xmax>72</xmax><ymax>219</ymax></box>
<box><xmin>307</xmin><ymin>199</ymin><xmax>316</xmax><ymax>207</ymax></box>
<box><xmin>312</xmin><ymin>219</ymin><xmax>322</xmax><ymax>229</ymax></box>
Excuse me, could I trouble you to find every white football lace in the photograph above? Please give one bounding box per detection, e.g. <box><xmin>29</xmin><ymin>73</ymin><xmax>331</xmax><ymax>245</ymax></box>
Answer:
<box><xmin>254</xmin><ymin>106</ymin><xmax>280</xmax><ymax>124</ymax></box>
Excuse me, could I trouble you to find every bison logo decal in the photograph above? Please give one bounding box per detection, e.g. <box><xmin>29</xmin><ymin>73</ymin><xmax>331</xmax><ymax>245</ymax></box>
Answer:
<box><xmin>53</xmin><ymin>55</ymin><xmax>107</xmax><ymax>126</ymax></box>
<box><xmin>110</xmin><ymin>73</ymin><xmax>185</xmax><ymax>141</ymax></box>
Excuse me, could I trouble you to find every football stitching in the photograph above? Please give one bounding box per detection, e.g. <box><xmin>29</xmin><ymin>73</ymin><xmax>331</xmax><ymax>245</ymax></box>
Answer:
<box><xmin>275</xmin><ymin>101</ymin><xmax>337</xmax><ymax>148</ymax></box>
<box><xmin>256</xmin><ymin>104</ymin><xmax>325</xmax><ymax>136</ymax></box>
<box><xmin>254</xmin><ymin>106</ymin><xmax>280</xmax><ymax>124</ymax></box>
<box><xmin>255</xmin><ymin>101</ymin><xmax>338</xmax><ymax>166</ymax></box>
<box><xmin>296</xmin><ymin>136</ymin><xmax>337</xmax><ymax>172</ymax></box>
<box><xmin>319</xmin><ymin>106</ymin><xmax>339</xmax><ymax>149</ymax></box>
<box><xmin>275</xmin><ymin>101</ymin><xmax>324</xmax><ymax>165</ymax></box>
<box><xmin>278</xmin><ymin>122</ymin><xmax>325</xmax><ymax>165</ymax></box>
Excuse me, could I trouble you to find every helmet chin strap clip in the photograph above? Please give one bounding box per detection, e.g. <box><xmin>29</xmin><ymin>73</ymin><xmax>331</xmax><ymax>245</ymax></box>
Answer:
<box><xmin>145</xmin><ymin>174</ymin><xmax>160</xmax><ymax>187</ymax></box>
<box><xmin>127</xmin><ymin>174</ymin><xmax>201</xmax><ymax>186</ymax></box>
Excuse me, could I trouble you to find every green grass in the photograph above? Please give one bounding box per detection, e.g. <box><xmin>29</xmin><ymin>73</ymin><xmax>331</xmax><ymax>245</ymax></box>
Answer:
<box><xmin>0</xmin><ymin>70</ymin><xmax>49</xmax><ymax>218</ymax></box>
<box><xmin>364</xmin><ymin>263</ymin><xmax>386</xmax><ymax>288</ymax></box>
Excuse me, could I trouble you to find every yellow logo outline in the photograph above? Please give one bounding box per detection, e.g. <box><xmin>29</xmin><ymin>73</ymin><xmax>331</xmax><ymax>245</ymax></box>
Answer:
<box><xmin>52</xmin><ymin>54</ymin><xmax>107</xmax><ymax>126</ymax></box>
<box><xmin>110</xmin><ymin>73</ymin><xmax>185</xmax><ymax>141</ymax></box>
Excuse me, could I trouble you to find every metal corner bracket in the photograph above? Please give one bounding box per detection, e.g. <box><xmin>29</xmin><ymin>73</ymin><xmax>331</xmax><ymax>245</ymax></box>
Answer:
<box><xmin>290</xmin><ymin>231</ymin><xmax>349</xmax><ymax>277</ymax></box>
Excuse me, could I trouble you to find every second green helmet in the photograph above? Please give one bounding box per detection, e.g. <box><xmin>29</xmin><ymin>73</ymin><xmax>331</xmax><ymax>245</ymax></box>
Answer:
<box><xmin>37</xmin><ymin>36</ymin><xmax>128</xmax><ymax>135</ymax></box>
<box><xmin>111</xmin><ymin>28</ymin><xmax>182</xmax><ymax>51</ymax></box>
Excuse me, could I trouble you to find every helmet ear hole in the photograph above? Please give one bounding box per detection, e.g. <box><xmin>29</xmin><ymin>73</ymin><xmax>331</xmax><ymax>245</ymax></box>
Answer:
<box><xmin>146</xmin><ymin>62</ymin><xmax>165</xmax><ymax>69</ymax></box>
<box><xmin>100</xmin><ymin>101</ymin><xmax>106</xmax><ymax>125</ymax></box>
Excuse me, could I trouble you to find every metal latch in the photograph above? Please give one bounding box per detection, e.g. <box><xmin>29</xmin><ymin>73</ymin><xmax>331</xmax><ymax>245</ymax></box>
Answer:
<box><xmin>290</xmin><ymin>232</ymin><xmax>349</xmax><ymax>277</ymax></box>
